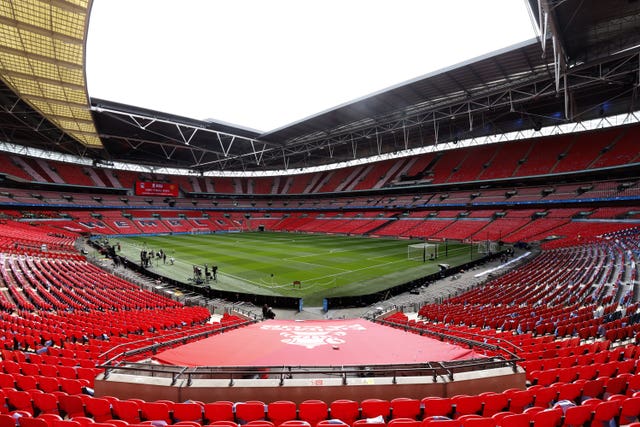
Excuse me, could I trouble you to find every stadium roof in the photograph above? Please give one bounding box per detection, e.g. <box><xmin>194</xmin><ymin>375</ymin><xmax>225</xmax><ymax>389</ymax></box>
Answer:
<box><xmin>0</xmin><ymin>0</ymin><xmax>639</xmax><ymax>172</ymax></box>
<box><xmin>0</xmin><ymin>0</ymin><xmax>101</xmax><ymax>149</ymax></box>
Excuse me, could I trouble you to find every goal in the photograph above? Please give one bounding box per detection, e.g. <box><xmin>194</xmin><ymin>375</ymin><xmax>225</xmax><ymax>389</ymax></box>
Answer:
<box><xmin>189</xmin><ymin>228</ymin><xmax>209</xmax><ymax>235</ymax></box>
<box><xmin>477</xmin><ymin>240</ymin><xmax>499</xmax><ymax>254</ymax></box>
<box><xmin>407</xmin><ymin>243</ymin><xmax>439</xmax><ymax>262</ymax></box>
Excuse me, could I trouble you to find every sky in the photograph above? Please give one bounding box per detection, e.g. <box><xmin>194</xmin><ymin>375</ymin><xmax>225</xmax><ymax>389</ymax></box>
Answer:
<box><xmin>86</xmin><ymin>1</ymin><xmax>537</xmax><ymax>133</ymax></box>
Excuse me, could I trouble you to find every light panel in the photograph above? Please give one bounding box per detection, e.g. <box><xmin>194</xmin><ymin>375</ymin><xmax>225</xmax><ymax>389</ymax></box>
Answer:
<box><xmin>0</xmin><ymin>0</ymin><xmax>101</xmax><ymax>147</ymax></box>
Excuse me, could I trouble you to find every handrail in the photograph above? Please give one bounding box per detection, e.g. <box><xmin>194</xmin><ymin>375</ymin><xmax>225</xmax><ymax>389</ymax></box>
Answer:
<box><xmin>100</xmin><ymin>355</ymin><xmax>519</xmax><ymax>385</ymax></box>
<box><xmin>374</xmin><ymin>318</ymin><xmax>523</xmax><ymax>354</ymax></box>
<box><xmin>101</xmin><ymin>319</ymin><xmax>258</xmax><ymax>365</ymax></box>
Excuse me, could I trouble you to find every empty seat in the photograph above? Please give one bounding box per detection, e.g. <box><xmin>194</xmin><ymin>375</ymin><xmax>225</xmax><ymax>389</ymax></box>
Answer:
<box><xmin>140</xmin><ymin>402</ymin><xmax>171</xmax><ymax>424</ymax></box>
<box><xmin>330</xmin><ymin>400</ymin><xmax>359</xmax><ymax>426</ymax></box>
<box><xmin>85</xmin><ymin>398</ymin><xmax>113</xmax><ymax>422</ymax></box>
<box><xmin>479</xmin><ymin>393</ymin><xmax>508</xmax><ymax>417</ymax></box>
<box><xmin>361</xmin><ymin>399</ymin><xmax>391</xmax><ymax>420</ymax></box>
<box><xmin>172</xmin><ymin>402</ymin><xmax>204</xmax><ymax>424</ymax></box>
<box><xmin>268</xmin><ymin>401</ymin><xmax>297</xmax><ymax>426</ymax></box>
<box><xmin>299</xmin><ymin>400</ymin><xmax>328</xmax><ymax>427</ymax></box>
<box><xmin>562</xmin><ymin>404</ymin><xmax>592</xmax><ymax>427</ymax></box>
<box><xmin>620</xmin><ymin>396</ymin><xmax>640</xmax><ymax>425</ymax></box>
<box><xmin>388</xmin><ymin>419</ymin><xmax>420</xmax><ymax>427</ymax></box>
<box><xmin>6</xmin><ymin>390</ymin><xmax>35</xmax><ymax>415</ymax></box>
<box><xmin>19</xmin><ymin>418</ymin><xmax>49</xmax><ymax>427</ymax></box>
<box><xmin>204</xmin><ymin>401</ymin><xmax>235</xmax><ymax>423</ymax></box>
<box><xmin>58</xmin><ymin>395</ymin><xmax>85</xmax><ymax>419</ymax></box>
<box><xmin>236</xmin><ymin>401</ymin><xmax>267</xmax><ymax>424</ymax></box>
<box><xmin>460</xmin><ymin>417</ymin><xmax>496</xmax><ymax>427</ymax></box>
<box><xmin>531</xmin><ymin>408</ymin><xmax>562</xmax><ymax>427</ymax></box>
<box><xmin>451</xmin><ymin>396</ymin><xmax>483</xmax><ymax>418</ymax></box>
<box><xmin>390</xmin><ymin>398</ymin><xmax>420</xmax><ymax>420</ymax></box>
<box><xmin>422</xmin><ymin>397</ymin><xmax>453</xmax><ymax>418</ymax></box>
<box><xmin>111</xmin><ymin>400</ymin><xmax>141</xmax><ymax>424</ymax></box>
<box><xmin>591</xmin><ymin>400</ymin><xmax>620</xmax><ymax>427</ymax></box>
<box><xmin>32</xmin><ymin>393</ymin><xmax>60</xmax><ymax>416</ymax></box>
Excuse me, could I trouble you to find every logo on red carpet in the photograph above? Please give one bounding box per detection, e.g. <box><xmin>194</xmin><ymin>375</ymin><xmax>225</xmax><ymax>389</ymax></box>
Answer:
<box><xmin>261</xmin><ymin>323</ymin><xmax>367</xmax><ymax>349</ymax></box>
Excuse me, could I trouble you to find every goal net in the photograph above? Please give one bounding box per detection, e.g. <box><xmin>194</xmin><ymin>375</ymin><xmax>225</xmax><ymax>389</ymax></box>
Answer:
<box><xmin>189</xmin><ymin>228</ymin><xmax>209</xmax><ymax>235</ymax></box>
<box><xmin>408</xmin><ymin>243</ymin><xmax>439</xmax><ymax>262</ymax></box>
<box><xmin>477</xmin><ymin>240</ymin><xmax>499</xmax><ymax>254</ymax></box>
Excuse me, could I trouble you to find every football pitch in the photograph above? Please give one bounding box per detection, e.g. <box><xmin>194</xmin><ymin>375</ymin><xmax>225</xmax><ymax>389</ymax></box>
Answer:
<box><xmin>115</xmin><ymin>232</ymin><xmax>481</xmax><ymax>306</ymax></box>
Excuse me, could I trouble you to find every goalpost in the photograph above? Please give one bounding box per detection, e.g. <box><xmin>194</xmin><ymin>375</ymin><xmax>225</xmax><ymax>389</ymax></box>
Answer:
<box><xmin>407</xmin><ymin>243</ymin><xmax>439</xmax><ymax>262</ymax></box>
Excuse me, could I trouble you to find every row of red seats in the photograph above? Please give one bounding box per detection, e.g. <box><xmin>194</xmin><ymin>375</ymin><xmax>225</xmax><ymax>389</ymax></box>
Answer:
<box><xmin>1</xmin><ymin>390</ymin><xmax>639</xmax><ymax>427</ymax></box>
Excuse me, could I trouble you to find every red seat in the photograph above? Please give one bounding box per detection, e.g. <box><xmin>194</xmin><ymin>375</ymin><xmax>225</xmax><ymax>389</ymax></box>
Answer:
<box><xmin>204</xmin><ymin>401</ymin><xmax>235</xmax><ymax>423</ymax></box>
<box><xmin>553</xmin><ymin>383</ymin><xmax>582</xmax><ymax>404</ymax></box>
<box><xmin>36</xmin><ymin>376</ymin><xmax>60</xmax><ymax>394</ymax></box>
<box><xmin>388</xmin><ymin>419</ymin><xmax>420</xmax><ymax>427</ymax></box>
<box><xmin>52</xmin><ymin>421</ymin><xmax>82</xmax><ymax>427</ymax></box>
<box><xmin>602</xmin><ymin>375</ymin><xmax>628</xmax><ymax>398</ymax></box>
<box><xmin>422</xmin><ymin>397</ymin><xmax>453</xmax><ymax>418</ymax></box>
<box><xmin>461</xmin><ymin>417</ymin><xmax>496</xmax><ymax>427</ymax></box>
<box><xmin>576</xmin><ymin>379</ymin><xmax>605</xmax><ymax>400</ymax></box>
<box><xmin>361</xmin><ymin>399</ymin><xmax>391</xmax><ymax>420</ymax></box>
<box><xmin>499</xmin><ymin>413</ymin><xmax>530</xmax><ymax>427</ymax></box>
<box><xmin>208</xmin><ymin>421</ymin><xmax>240</xmax><ymax>427</ymax></box>
<box><xmin>591</xmin><ymin>400</ymin><xmax>621</xmax><ymax>427</ymax></box>
<box><xmin>505</xmin><ymin>390</ymin><xmax>533</xmax><ymax>413</ymax></box>
<box><xmin>527</xmin><ymin>386</ymin><xmax>555</xmax><ymax>409</ymax></box>
<box><xmin>15</xmin><ymin>376</ymin><xmax>39</xmax><ymax>392</ymax></box>
<box><xmin>20</xmin><ymin>418</ymin><xmax>49</xmax><ymax>427</ymax></box>
<box><xmin>236</xmin><ymin>401</ymin><xmax>266</xmax><ymax>424</ymax></box>
<box><xmin>0</xmin><ymin>414</ymin><xmax>16</xmax><ymax>427</ymax></box>
<box><xmin>6</xmin><ymin>390</ymin><xmax>35</xmax><ymax>415</ymax></box>
<box><xmin>480</xmin><ymin>393</ymin><xmax>508</xmax><ymax>417</ymax></box>
<box><xmin>19</xmin><ymin>364</ymin><xmax>40</xmax><ymax>377</ymax></box>
<box><xmin>451</xmin><ymin>396</ymin><xmax>483</xmax><ymax>418</ymax></box>
<box><xmin>58</xmin><ymin>395</ymin><xmax>85</xmax><ymax>419</ymax></box>
<box><xmin>576</xmin><ymin>366</ymin><xmax>597</xmax><ymax>381</ymax></box>
<box><xmin>59</xmin><ymin>379</ymin><xmax>84</xmax><ymax>396</ymax></box>
<box><xmin>245</xmin><ymin>422</ymin><xmax>275</xmax><ymax>427</ymax></box>
<box><xmin>421</xmin><ymin>419</ymin><xmax>461</xmax><ymax>427</ymax></box>
<box><xmin>267</xmin><ymin>401</ymin><xmax>297</xmax><ymax>426</ymax></box>
<box><xmin>531</xmin><ymin>370</ymin><xmax>559</xmax><ymax>387</ymax></box>
<box><xmin>0</xmin><ymin>373</ymin><xmax>16</xmax><ymax>389</ymax></box>
<box><xmin>280</xmin><ymin>422</ymin><xmax>312</xmax><ymax>427</ymax></box>
<box><xmin>531</xmin><ymin>408</ymin><xmax>562</xmax><ymax>427</ymax></box>
<box><xmin>140</xmin><ymin>402</ymin><xmax>171</xmax><ymax>424</ymax></box>
<box><xmin>330</xmin><ymin>399</ymin><xmax>360</xmax><ymax>426</ymax></box>
<box><xmin>111</xmin><ymin>400</ymin><xmax>141</xmax><ymax>424</ymax></box>
<box><xmin>562</xmin><ymin>405</ymin><xmax>592</xmax><ymax>427</ymax></box>
<box><xmin>620</xmin><ymin>396</ymin><xmax>640</xmax><ymax>425</ymax></box>
<box><xmin>32</xmin><ymin>393</ymin><xmax>60</xmax><ymax>416</ymax></box>
<box><xmin>299</xmin><ymin>400</ymin><xmax>328</xmax><ymax>427</ymax></box>
<box><xmin>38</xmin><ymin>414</ymin><xmax>63</xmax><ymax>427</ymax></box>
<box><xmin>85</xmin><ymin>397</ymin><xmax>113</xmax><ymax>422</ymax></box>
<box><xmin>38</xmin><ymin>365</ymin><xmax>58</xmax><ymax>378</ymax></box>
<box><xmin>390</xmin><ymin>398</ymin><xmax>420</xmax><ymax>420</ymax></box>
<box><xmin>172</xmin><ymin>402</ymin><xmax>203</xmax><ymax>424</ymax></box>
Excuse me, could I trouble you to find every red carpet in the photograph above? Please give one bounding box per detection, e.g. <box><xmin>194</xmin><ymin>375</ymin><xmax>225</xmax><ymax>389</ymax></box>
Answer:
<box><xmin>153</xmin><ymin>319</ymin><xmax>482</xmax><ymax>367</ymax></box>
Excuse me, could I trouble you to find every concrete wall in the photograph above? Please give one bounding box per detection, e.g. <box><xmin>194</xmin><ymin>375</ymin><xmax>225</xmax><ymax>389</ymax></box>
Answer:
<box><xmin>95</xmin><ymin>367</ymin><xmax>525</xmax><ymax>404</ymax></box>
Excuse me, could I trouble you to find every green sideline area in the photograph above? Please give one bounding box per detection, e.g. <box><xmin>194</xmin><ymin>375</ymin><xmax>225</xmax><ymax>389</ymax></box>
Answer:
<box><xmin>114</xmin><ymin>232</ymin><xmax>483</xmax><ymax>306</ymax></box>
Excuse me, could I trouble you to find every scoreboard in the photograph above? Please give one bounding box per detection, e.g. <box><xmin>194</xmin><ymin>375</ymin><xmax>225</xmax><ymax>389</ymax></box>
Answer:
<box><xmin>135</xmin><ymin>181</ymin><xmax>179</xmax><ymax>197</ymax></box>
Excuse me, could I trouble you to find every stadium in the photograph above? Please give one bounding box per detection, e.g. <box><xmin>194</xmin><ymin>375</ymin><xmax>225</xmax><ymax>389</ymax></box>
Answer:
<box><xmin>0</xmin><ymin>1</ymin><xmax>640</xmax><ymax>427</ymax></box>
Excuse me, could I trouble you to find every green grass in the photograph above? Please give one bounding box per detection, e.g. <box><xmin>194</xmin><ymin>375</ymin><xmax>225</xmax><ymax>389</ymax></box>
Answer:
<box><xmin>114</xmin><ymin>232</ymin><xmax>481</xmax><ymax>306</ymax></box>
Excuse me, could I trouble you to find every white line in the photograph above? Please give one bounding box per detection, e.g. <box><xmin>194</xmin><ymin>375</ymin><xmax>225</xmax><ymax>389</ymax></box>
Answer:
<box><xmin>282</xmin><ymin>257</ymin><xmax>349</xmax><ymax>272</ymax></box>
<box><xmin>310</xmin><ymin>258</ymin><xmax>407</xmax><ymax>282</ymax></box>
